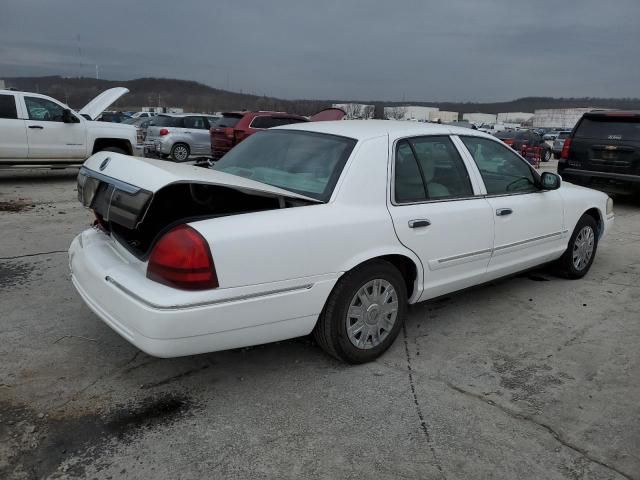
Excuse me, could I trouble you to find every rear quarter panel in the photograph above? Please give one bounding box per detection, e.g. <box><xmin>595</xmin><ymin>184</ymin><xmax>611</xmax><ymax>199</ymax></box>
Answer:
<box><xmin>190</xmin><ymin>135</ymin><xmax>424</xmax><ymax>296</ymax></box>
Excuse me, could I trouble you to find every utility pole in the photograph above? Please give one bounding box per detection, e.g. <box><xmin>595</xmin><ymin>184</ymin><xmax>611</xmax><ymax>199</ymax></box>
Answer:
<box><xmin>95</xmin><ymin>65</ymin><xmax>99</xmax><ymax>80</ymax></box>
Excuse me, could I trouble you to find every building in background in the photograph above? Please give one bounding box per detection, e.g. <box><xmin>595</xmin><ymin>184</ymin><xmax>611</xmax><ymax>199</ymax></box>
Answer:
<box><xmin>142</xmin><ymin>106</ymin><xmax>184</xmax><ymax>114</ymax></box>
<box><xmin>384</xmin><ymin>105</ymin><xmax>438</xmax><ymax>121</ymax></box>
<box><xmin>497</xmin><ymin>112</ymin><xmax>534</xmax><ymax>124</ymax></box>
<box><xmin>430</xmin><ymin>110</ymin><xmax>459</xmax><ymax>123</ymax></box>
<box><xmin>332</xmin><ymin>103</ymin><xmax>374</xmax><ymax>119</ymax></box>
<box><xmin>463</xmin><ymin>112</ymin><xmax>497</xmax><ymax>125</ymax></box>
<box><xmin>533</xmin><ymin>108</ymin><xmax>598</xmax><ymax>129</ymax></box>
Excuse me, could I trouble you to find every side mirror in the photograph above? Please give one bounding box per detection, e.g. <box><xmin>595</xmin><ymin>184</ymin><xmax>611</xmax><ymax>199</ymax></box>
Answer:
<box><xmin>62</xmin><ymin>109</ymin><xmax>78</xmax><ymax>123</ymax></box>
<box><xmin>540</xmin><ymin>172</ymin><xmax>561</xmax><ymax>190</ymax></box>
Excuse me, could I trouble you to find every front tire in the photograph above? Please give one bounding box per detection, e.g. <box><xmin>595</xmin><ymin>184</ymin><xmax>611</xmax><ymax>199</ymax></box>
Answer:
<box><xmin>555</xmin><ymin>214</ymin><xmax>598</xmax><ymax>279</ymax></box>
<box><xmin>170</xmin><ymin>143</ymin><xmax>190</xmax><ymax>162</ymax></box>
<box><xmin>313</xmin><ymin>260</ymin><xmax>408</xmax><ymax>364</ymax></box>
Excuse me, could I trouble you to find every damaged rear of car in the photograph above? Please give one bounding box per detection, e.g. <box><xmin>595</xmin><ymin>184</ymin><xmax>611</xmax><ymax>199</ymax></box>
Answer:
<box><xmin>69</xmin><ymin>129</ymin><xmax>357</xmax><ymax>357</ymax></box>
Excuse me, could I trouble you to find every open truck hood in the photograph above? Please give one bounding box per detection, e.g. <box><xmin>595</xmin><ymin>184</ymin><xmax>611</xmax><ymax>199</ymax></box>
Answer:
<box><xmin>78</xmin><ymin>87</ymin><xmax>129</xmax><ymax>120</ymax></box>
<box><xmin>81</xmin><ymin>151</ymin><xmax>322</xmax><ymax>202</ymax></box>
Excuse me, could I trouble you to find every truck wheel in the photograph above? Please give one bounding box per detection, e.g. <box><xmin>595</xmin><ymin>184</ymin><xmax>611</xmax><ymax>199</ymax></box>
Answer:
<box><xmin>542</xmin><ymin>149</ymin><xmax>551</xmax><ymax>162</ymax></box>
<box><xmin>554</xmin><ymin>214</ymin><xmax>599</xmax><ymax>279</ymax></box>
<box><xmin>313</xmin><ymin>260</ymin><xmax>407</xmax><ymax>364</ymax></box>
<box><xmin>100</xmin><ymin>146</ymin><xmax>127</xmax><ymax>155</ymax></box>
<box><xmin>170</xmin><ymin>143</ymin><xmax>190</xmax><ymax>162</ymax></box>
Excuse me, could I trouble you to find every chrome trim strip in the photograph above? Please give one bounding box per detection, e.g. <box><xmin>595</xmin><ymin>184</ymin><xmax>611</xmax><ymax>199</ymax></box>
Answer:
<box><xmin>105</xmin><ymin>276</ymin><xmax>313</xmax><ymax>311</ymax></box>
<box><xmin>438</xmin><ymin>248</ymin><xmax>493</xmax><ymax>264</ymax></box>
<box><xmin>494</xmin><ymin>230</ymin><xmax>567</xmax><ymax>252</ymax></box>
<box><xmin>79</xmin><ymin>166</ymin><xmax>140</xmax><ymax>194</ymax></box>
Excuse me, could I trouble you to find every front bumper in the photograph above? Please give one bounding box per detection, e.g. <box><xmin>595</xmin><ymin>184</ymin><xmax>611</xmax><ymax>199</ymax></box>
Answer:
<box><xmin>69</xmin><ymin>229</ymin><xmax>336</xmax><ymax>357</ymax></box>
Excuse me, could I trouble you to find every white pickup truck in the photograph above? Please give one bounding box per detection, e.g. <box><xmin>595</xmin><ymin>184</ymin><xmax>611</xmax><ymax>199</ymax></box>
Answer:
<box><xmin>0</xmin><ymin>87</ymin><xmax>144</xmax><ymax>166</ymax></box>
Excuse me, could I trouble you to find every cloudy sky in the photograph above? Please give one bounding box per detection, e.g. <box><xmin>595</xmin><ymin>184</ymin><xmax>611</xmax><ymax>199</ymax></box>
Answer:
<box><xmin>1</xmin><ymin>0</ymin><xmax>639</xmax><ymax>102</ymax></box>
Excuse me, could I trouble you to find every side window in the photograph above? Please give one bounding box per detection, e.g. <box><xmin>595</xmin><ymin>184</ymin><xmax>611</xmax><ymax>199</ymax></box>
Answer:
<box><xmin>24</xmin><ymin>96</ymin><xmax>65</xmax><ymax>122</ymax></box>
<box><xmin>408</xmin><ymin>136</ymin><xmax>473</xmax><ymax>199</ymax></box>
<box><xmin>394</xmin><ymin>141</ymin><xmax>427</xmax><ymax>203</ymax></box>
<box><xmin>0</xmin><ymin>94</ymin><xmax>18</xmax><ymax>119</ymax></box>
<box><xmin>250</xmin><ymin>116</ymin><xmax>275</xmax><ymax>129</ymax></box>
<box><xmin>206</xmin><ymin>117</ymin><xmax>220</xmax><ymax>128</ymax></box>
<box><xmin>184</xmin><ymin>116</ymin><xmax>206</xmax><ymax>129</ymax></box>
<box><xmin>460</xmin><ymin>136</ymin><xmax>538</xmax><ymax>195</ymax></box>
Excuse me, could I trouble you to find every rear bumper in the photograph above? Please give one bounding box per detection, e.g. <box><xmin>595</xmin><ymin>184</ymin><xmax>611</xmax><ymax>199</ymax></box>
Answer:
<box><xmin>69</xmin><ymin>229</ymin><xmax>337</xmax><ymax>357</ymax></box>
<box><xmin>559</xmin><ymin>168</ymin><xmax>640</xmax><ymax>191</ymax></box>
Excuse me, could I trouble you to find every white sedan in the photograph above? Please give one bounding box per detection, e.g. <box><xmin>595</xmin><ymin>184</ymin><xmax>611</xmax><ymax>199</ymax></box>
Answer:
<box><xmin>69</xmin><ymin>121</ymin><xmax>614</xmax><ymax>363</ymax></box>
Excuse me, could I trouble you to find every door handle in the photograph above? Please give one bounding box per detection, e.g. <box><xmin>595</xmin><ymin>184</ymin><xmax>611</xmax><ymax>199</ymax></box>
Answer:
<box><xmin>28</xmin><ymin>125</ymin><xmax>44</xmax><ymax>129</ymax></box>
<box><xmin>408</xmin><ymin>219</ymin><xmax>431</xmax><ymax>228</ymax></box>
<box><xmin>496</xmin><ymin>208</ymin><xmax>513</xmax><ymax>216</ymax></box>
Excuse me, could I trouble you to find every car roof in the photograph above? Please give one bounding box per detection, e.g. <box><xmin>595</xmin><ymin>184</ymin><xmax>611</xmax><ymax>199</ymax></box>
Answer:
<box><xmin>275</xmin><ymin>120</ymin><xmax>496</xmax><ymax>142</ymax></box>
<box><xmin>584</xmin><ymin>110</ymin><xmax>640</xmax><ymax>118</ymax></box>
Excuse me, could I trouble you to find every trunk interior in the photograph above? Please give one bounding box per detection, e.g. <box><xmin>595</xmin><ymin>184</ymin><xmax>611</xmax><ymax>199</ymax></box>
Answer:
<box><xmin>98</xmin><ymin>182</ymin><xmax>304</xmax><ymax>259</ymax></box>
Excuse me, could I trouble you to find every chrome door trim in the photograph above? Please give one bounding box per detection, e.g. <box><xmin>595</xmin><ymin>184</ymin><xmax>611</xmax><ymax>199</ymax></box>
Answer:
<box><xmin>493</xmin><ymin>230</ymin><xmax>568</xmax><ymax>255</ymax></box>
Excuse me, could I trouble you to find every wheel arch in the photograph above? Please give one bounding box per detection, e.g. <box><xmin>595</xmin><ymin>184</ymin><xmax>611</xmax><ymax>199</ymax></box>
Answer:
<box><xmin>339</xmin><ymin>249</ymin><xmax>423</xmax><ymax>303</ymax></box>
<box><xmin>92</xmin><ymin>138</ymin><xmax>133</xmax><ymax>155</ymax></box>
<box><xmin>583</xmin><ymin>207</ymin><xmax>604</xmax><ymax>238</ymax></box>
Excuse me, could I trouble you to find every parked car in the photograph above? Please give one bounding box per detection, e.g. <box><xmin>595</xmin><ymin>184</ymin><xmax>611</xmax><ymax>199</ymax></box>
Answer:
<box><xmin>494</xmin><ymin>129</ymin><xmax>516</xmax><ymax>145</ymax></box>
<box><xmin>558</xmin><ymin>111</ymin><xmax>640</xmax><ymax>194</ymax></box>
<box><xmin>447</xmin><ymin>120</ymin><xmax>477</xmax><ymax>130</ymax></box>
<box><xmin>0</xmin><ymin>87</ymin><xmax>143</xmax><ymax>166</ymax></box>
<box><xmin>552</xmin><ymin>131</ymin><xmax>571</xmax><ymax>158</ymax></box>
<box><xmin>144</xmin><ymin>114</ymin><xmax>221</xmax><ymax>161</ymax></box>
<box><xmin>131</xmin><ymin>111</ymin><xmax>156</xmax><ymax>119</ymax></box>
<box><xmin>210</xmin><ymin>108</ymin><xmax>346</xmax><ymax>159</ymax></box>
<box><xmin>511</xmin><ymin>130</ymin><xmax>552</xmax><ymax>161</ymax></box>
<box><xmin>70</xmin><ymin>121</ymin><xmax>613</xmax><ymax>363</ymax></box>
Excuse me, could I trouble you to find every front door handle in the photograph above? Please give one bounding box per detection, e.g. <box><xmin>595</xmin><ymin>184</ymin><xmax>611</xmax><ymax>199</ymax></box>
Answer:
<box><xmin>28</xmin><ymin>125</ymin><xmax>44</xmax><ymax>129</ymax></box>
<box><xmin>408</xmin><ymin>219</ymin><xmax>431</xmax><ymax>228</ymax></box>
<box><xmin>496</xmin><ymin>208</ymin><xmax>513</xmax><ymax>216</ymax></box>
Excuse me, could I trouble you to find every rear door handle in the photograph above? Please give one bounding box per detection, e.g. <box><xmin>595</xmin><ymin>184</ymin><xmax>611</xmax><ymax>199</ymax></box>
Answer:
<box><xmin>408</xmin><ymin>219</ymin><xmax>431</xmax><ymax>228</ymax></box>
<box><xmin>28</xmin><ymin>125</ymin><xmax>44</xmax><ymax>129</ymax></box>
<box><xmin>496</xmin><ymin>208</ymin><xmax>513</xmax><ymax>216</ymax></box>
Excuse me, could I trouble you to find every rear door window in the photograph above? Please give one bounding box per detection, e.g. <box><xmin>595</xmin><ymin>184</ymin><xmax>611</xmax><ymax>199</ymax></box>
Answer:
<box><xmin>575</xmin><ymin>117</ymin><xmax>640</xmax><ymax>141</ymax></box>
<box><xmin>0</xmin><ymin>94</ymin><xmax>18</xmax><ymax>119</ymax></box>
<box><xmin>184</xmin><ymin>116</ymin><xmax>207</xmax><ymax>129</ymax></box>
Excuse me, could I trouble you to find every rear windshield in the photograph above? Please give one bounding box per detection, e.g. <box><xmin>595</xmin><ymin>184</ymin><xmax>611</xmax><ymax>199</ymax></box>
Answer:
<box><xmin>150</xmin><ymin>116</ymin><xmax>184</xmax><ymax>127</ymax></box>
<box><xmin>213</xmin><ymin>130</ymin><xmax>357</xmax><ymax>202</ymax></box>
<box><xmin>575</xmin><ymin>117</ymin><xmax>640</xmax><ymax>141</ymax></box>
<box><xmin>216</xmin><ymin>115</ymin><xmax>242</xmax><ymax>128</ymax></box>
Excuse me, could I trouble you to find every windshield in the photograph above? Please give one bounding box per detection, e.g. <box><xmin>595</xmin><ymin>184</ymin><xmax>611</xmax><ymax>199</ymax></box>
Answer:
<box><xmin>213</xmin><ymin>130</ymin><xmax>357</xmax><ymax>201</ymax></box>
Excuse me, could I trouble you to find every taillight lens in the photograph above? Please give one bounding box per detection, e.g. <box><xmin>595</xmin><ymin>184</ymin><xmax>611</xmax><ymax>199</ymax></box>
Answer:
<box><xmin>159</xmin><ymin>128</ymin><xmax>169</xmax><ymax>136</ymax></box>
<box><xmin>561</xmin><ymin>138</ymin><xmax>572</xmax><ymax>159</ymax></box>
<box><xmin>147</xmin><ymin>225</ymin><xmax>218</xmax><ymax>290</ymax></box>
<box><xmin>224</xmin><ymin>127</ymin><xmax>235</xmax><ymax>139</ymax></box>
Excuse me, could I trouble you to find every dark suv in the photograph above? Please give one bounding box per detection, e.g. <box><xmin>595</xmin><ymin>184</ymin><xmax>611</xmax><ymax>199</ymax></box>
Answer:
<box><xmin>558</xmin><ymin>111</ymin><xmax>640</xmax><ymax>194</ymax></box>
<box><xmin>210</xmin><ymin>108</ymin><xmax>346</xmax><ymax>160</ymax></box>
<box><xmin>511</xmin><ymin>130</ymin><xmax>552</xmax><ymax>162</ymax></box>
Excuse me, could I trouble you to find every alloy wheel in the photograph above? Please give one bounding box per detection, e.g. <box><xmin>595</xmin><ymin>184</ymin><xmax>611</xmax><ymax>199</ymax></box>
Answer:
<box><xmin>572</xmin><ymin>226</ymin><xmax>595</xmax><ymax>271</ymax></box>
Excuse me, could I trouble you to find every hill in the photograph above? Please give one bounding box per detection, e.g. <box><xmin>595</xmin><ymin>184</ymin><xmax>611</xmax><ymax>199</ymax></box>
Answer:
<box><xmin>4</xmin><ymin>76</ymin><xmax>640</xmax><ymax>115</ymax></box>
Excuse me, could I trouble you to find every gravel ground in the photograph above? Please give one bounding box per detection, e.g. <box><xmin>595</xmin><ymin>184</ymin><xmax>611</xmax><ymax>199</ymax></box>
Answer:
<box><xmin>1</xmin><ymin>165</ymin><xmax>638</xmax><ymax>480</ymax></box>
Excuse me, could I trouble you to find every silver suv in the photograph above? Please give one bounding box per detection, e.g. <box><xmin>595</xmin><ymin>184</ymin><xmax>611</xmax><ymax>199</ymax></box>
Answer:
<box><xmin>145</xmin><ymin>114</ymin><xmax>220</xmax><ymax>161</ymax></box>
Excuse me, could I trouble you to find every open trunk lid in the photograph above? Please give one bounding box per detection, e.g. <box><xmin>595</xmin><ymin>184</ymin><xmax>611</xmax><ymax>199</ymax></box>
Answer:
<box><xmin>78</xmin><ymin>87</ymin><xmax>129</xmax><ymax>120</ymax></box>
<box><xmin>309</xmin><ymin>107</ymin><xmax>347</xmax><ymax>122</ymax></box>
<box><xmin>78</xmin><ymin>152</ymin><xmax>320</xmax><ymax>258</ymax></box>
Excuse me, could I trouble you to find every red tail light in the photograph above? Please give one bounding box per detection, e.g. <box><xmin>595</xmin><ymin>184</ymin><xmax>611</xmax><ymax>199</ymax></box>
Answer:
<box><xmin>504</xmin><ymin>139</ymin><xmax>514</xmax><ymax>145</ymax></box>
<box><xmin>159</xmin><ymin>128</ymin><xmax>169</xmax><ymax>136</ymax></box>
<box><xmin>224</xmin><ymin>127</ymin><xmax>235</xmax><ymax>139</ymax></box>
<box><xmin>561</xmin><ymin>138</ymin><xmax>572</xmax><ymax>159</ymax></box>
<box><xmin>147</xmin><ymin>225</ymin><xmax>218</xmax><ymax>290</ymax></box>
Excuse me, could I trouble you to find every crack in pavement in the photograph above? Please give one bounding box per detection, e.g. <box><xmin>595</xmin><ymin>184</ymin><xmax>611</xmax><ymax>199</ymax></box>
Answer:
<box><xmin>442</xmin><ymin>380</ymin><xmax>635</xmax><ymax>480</ymax></box>
<box><xmin>54</xmin><ymin>351</ymin><xmax>143</xmax><ymax>412</ymax></box>
<box><xmin>402</xmin><ymin>324</ymin><xmax>446</xmax><ymax>479</ymax></box>
<box><xmin>0</xmin><ymin>250</ymin><xmax>67</xmax><ymax>260</ymax></box>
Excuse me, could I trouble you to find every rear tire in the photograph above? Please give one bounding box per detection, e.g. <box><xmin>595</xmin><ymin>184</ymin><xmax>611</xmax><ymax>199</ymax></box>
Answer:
<box><xmin>170</xmin><ymin>143</ymin><xmax>190</xmax><ymax>162</ymax></box>
<box><xmin>313</xmin><ymin>260</ymin><xmax>407</xmax><ymax>364</ymax></box>
<box><xmin>542</xmin><ymin>149</ymin><xmax>551</xmax><ymax>162</ymax></box>
<box><xmin>555</xmin><ymin>214</ymin><xmax>599</xmax><ymax>279</ymax></box>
